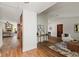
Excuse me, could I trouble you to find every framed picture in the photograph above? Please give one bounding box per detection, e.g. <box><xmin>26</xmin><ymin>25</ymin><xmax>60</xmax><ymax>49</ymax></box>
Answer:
<box><xmin>74</xmin><ymin>24</ymin><xmax>79</xmax><ymax>32</ymax></box>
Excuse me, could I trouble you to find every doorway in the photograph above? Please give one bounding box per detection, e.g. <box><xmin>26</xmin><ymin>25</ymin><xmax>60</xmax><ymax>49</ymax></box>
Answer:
<box><xmin>17</xmin><ymin>14</ymin><xmax>23</xmax><ymax>52</ymax></box>
<box><xmin>57</xmin><ymin>24</ymin><xmax>63</xmax><ymax>38</ymax></box>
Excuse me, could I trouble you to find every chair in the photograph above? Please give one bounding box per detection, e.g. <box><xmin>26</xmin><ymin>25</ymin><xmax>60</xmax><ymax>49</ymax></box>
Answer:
<box><xmin>62</xmin><ymin>33</ymin><xmax>73</xmax><ymax>42</ymax></box>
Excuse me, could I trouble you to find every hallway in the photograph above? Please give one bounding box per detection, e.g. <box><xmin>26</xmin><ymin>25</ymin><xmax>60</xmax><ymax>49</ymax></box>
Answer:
<box><xmin>0</xmin><ymin>34</ymin><xmax>19</xmax><ymax>56</ymax></box>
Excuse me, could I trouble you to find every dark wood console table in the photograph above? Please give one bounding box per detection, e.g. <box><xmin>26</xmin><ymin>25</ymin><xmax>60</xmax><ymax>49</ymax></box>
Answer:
<box><xmin>67</xmin><ymin>40</ymin><xmax>79</xmax><ymax>53</ymax></box>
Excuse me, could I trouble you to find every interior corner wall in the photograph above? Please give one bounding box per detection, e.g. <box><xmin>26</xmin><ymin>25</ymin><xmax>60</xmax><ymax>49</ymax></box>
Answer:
<box><xmin>23</xmin><ymin>9</ymin><xmax>37</xmax><ymax>52</ymax></box>
<box><xmin>48</xmin><ymin>17</ymin><xmax>79</xmax><ymax>40</ymax></box>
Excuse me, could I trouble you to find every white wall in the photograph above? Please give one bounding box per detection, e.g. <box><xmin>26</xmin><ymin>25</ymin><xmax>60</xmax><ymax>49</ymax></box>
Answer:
<box><xmin>48</xmin><ymin>16</ymin><xmax>79</xmax><ymax>40</ymax></box>
<box><xmin>47</xmin><ymin>2</ymin><xmax>79</xmax><ymax>40</ymax></box>
<box><xmin>23</xmin><ymin>8</ymin><xmax>37</xmax><ymax>52</ymax></box>
<box><xmin>37</xmin><ymin>13</ymin><xmax>48</xmax><ymax>33</ymax></box>
<box><xmin>0</xmin><ymin>21</ymin><xmax>3</xmax><ymax>47</ymax></box>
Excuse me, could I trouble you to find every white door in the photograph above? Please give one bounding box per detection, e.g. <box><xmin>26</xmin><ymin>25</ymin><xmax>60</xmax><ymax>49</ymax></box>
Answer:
<box><xmin>0</xmin><ymin>22</ymin><xmax>3</xmax><ymax>47</ymax></box>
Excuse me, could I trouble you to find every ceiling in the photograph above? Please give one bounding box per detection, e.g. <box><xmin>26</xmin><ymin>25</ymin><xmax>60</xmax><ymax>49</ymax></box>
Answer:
<box><xmin>0</xmin><ymin>2</ymin><xmax>56</xmax><ymax>22</ymax></box>
<box><xmin>44</xmin><ymin>2</ymin><xmax>79</xmax><ymax>18</ymax></box>
<box><xmin>24</xmin><ymin>2</ymin><xmax>56</xmax><ymax>13</ymax></box>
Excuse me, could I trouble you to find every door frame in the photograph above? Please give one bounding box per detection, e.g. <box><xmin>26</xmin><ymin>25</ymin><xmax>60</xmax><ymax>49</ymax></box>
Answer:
<box><xmin>57</xmin><ymin>24</ymin><xmax>63</xmax><ymax>37</ymax></box>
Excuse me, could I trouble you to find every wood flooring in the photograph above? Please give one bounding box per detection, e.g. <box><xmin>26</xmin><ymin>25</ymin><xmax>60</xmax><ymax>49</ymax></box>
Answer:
<box><xmin>21</xmin><ymin>41</ymin><xmax>65</xmax><ymax>57</ymax></box>
<box><xmin>0</xmin><ymin>37</ymin><xmax>65</xmax><ymax>57</ymax></box>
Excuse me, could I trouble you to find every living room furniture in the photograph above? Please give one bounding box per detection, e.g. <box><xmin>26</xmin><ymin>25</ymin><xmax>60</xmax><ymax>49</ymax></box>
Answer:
<box><xmin>3</xmin><ymin>21</ymin><xmax>13</xmax><ymax>38</ymax></box>
<box><xmin>3</xmin><ymin>32</ymin><xmax>13</xmax><ymax>38</ymax></box>
<box><xmin>5</xmin><ymin>21</ymin><xmax>13</xmax><ymax>32</ymax></box>
<box><xmin>37</xmin><ymin>25</ymin><xmax>48</xmax><ymax>42</ymax></box>
<box><xmin>67</xmin><ymin>40</ymin><xmax>79</xmax><ymax>53</ymax></box>
<box><xmin>62</xmin><ymin>33</ymin><xmax>73</xmax><ymax>42</ymax></box>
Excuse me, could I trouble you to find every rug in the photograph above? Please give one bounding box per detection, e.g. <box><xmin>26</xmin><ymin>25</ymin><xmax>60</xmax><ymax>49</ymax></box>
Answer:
<box><xmin>49</xmin><ymin>42</ymin><xmax>79</xmax><ymax>57</ymax></box>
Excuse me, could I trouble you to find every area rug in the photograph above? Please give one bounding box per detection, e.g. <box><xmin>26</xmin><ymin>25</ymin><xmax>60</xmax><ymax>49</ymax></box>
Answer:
<box><xmin>49</xmin><ymin>42</ymin><xmax>79</xmax><ymax>57</ymax></box>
